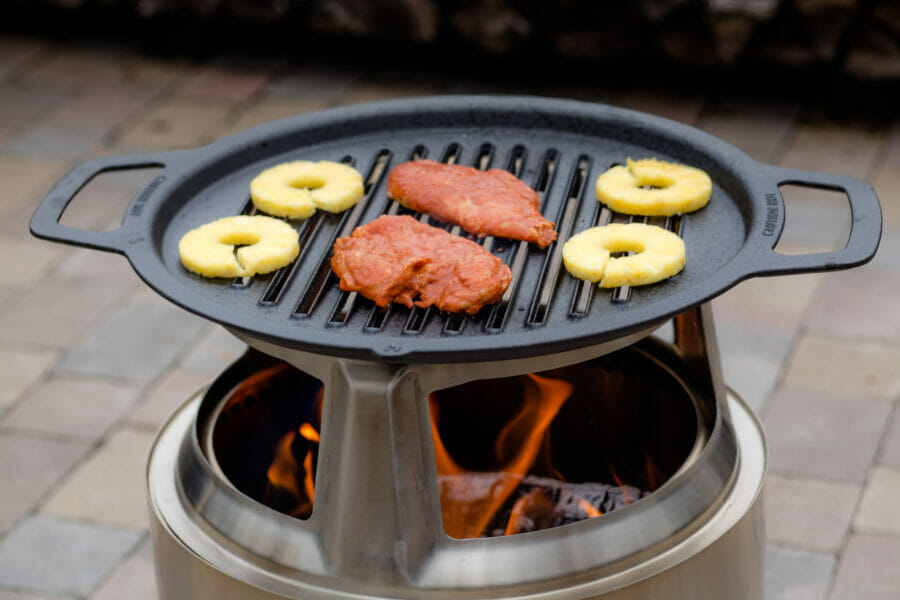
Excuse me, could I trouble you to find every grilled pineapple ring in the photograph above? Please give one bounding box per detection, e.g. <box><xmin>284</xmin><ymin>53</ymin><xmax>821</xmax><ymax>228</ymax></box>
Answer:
<box><xmin>595</xmin><ymin>158</ymin><xmax>711</xmax><ymax>216</ymax></box>
<box><xmin>563</xmin><ymin>223</ymin><xmax>685</xmax><ymax>288</ymax></box>
<box><xmin>250</xmin><ymin>160</ymin><xmax>364</xmax><ymax>219</ymax></box>
<box><xmin>179</xmin><ymin>215</ymin><xmax>300</xmax><ymax>278</ymax></box>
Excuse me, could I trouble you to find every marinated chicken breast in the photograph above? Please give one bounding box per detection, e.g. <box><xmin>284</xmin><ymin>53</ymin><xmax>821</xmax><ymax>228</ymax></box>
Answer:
<box><xmin>331</xmin><ymin>215</ymin><xmax>511</xmax><ymax>314</ymax></box>
<box><xmin>387</xmin><ymin>160</ymin><xmax>557</xmax><ymax>248</ymax></box>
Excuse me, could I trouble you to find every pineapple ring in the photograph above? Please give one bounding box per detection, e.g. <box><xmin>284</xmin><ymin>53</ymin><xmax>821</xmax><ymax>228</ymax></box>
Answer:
<box><xmin>595</xmin><ymin>158</ymin><xmax>712</xmax><ymax>216</ymax></box>
<box><xmin>563</xmin><ymin>223</ymin><xmax>685</xmax><ymax>288</ymax></box>
<box><xmin>250</xmin><ymin>160</ymin><xmax>364</xmax><ymax>219</ymax></box>
<box><xmin>179</xmin><ymin>215</ymin><xmax>300</xmax><ymax>278</ymax></box>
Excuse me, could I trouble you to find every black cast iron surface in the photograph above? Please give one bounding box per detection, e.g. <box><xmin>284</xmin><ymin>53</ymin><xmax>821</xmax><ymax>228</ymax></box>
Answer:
<box><xmin>30</xmin><ymin>96</ymin><xmax>881</xmax><ymax>362</ymax></box>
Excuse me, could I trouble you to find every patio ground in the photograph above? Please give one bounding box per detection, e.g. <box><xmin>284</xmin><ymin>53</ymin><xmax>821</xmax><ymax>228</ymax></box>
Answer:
<box><xmin>0</xmin><ymin>30</ymin><xmax>898</xmax><ymax>599</ymax></box>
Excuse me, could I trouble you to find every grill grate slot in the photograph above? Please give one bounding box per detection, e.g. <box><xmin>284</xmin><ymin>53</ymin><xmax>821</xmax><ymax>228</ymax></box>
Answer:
<box><xmin>230</xmin><ymin>199</ymin><xmax>260</xmax><ymax>288</ymax></box>
<box><xmin>402</xmin><ymin>143</ymin><xmax>463</xmax><ymax>335</ymax></box>
<box><xmin>483</xmin><ymin>149</ymin><xmax>558</xmax><ymax>332</ymax></box>
<box><xmin>294</xmin><ymin>151</ymin><xmax>390</xmax><ymax>319</ymax></box>
<box><xmin>570</xmin><ymin>204</ymin><xmax>612</xmax><ymax>316</ymax></box>
<box><xmin>611</xmin><ymin>215</ymin><xmax>649</xmax><ymax>303</ymax></box>
<box><xmin>442</xmin><ymin>143</ymin><xmax>499</xmax><ymax>335</ymax></box>
<box><xmin>327</xmin><ymin>151</ymin><xmax>394</xmax><ymax>325</ymax></box>
<box><xmin>363</xmin><ymin>145</ymin><xmax>428</xmax><ymax>332</ymax></box>
<box><xmin>260</xmin><ymin>213</ymin><xmax>324</xmax><ymax>305</ymax></box>
<box><xmin>526</xmin><ymin>155</ymin><xmax>591</xmax><ymax>327</ymax></box>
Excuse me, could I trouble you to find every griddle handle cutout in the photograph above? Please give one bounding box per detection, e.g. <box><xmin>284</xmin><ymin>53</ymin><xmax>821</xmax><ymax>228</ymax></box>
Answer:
<box><xmin>29</xmin><ymin>152</ymin><xmax>178</xmax><ymax>254</ymax></box>
<box><xmin>743</xmin><ymin>167</ymin><xmax>882</xmax><ymax>277</ymax></box>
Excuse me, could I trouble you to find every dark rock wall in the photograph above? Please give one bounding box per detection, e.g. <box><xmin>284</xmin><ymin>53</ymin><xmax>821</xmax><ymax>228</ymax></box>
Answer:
<box><xmin>37</xmin><ymin>0</ymin><xmax>900</xmax><ymax>80</ymax></box>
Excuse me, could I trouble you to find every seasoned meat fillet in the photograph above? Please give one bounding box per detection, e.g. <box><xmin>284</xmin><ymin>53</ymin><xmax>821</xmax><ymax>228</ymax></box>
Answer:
<box><xmin>387</xmin><ymin>160</ymin><xmax>557</xmax><ymax>248</ymax></box>
<box><xmin>331</xmin><ymin>215</ymin><xmax>512</xmax><ymax>315</ymax></box>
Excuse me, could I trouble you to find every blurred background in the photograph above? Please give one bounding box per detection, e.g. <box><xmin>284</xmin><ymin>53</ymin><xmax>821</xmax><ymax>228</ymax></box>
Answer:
<box><xmin>0</xmin><ymin>2</ymin><xmax>898</xmax><ymax>599</ymax></box>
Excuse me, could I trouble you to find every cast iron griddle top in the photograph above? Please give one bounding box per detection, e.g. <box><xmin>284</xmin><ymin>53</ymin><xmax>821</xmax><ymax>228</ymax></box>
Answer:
<box><xmin>30</xmin><ymin>96</ymin><xmax>881</xmax><ymax>362</ymax></box>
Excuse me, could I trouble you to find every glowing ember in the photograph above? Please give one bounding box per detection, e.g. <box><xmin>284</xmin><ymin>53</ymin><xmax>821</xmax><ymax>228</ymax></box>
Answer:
<box><xmin>576</xmin><ymin>497</ymin><xmax>603</xmax><ymax>518</ymax></box>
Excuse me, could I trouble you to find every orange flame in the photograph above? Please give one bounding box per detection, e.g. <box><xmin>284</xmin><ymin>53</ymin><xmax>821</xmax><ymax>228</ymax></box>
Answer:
<box><xmin>431</xmin><ymin>373</ymin><xmax>573</xmax><ymax>539</ymax></box>
<box><xmin>608</xmin><ymin>462</ymin><xmax>632</xmax><ymax>506</ymax></box>
<box><xmin>264</xmin><ymin>386</ymin><xmax>323</xmax><ymax>518</ymax></box>
<box><xmin>300</xmin><ymin>422</ymin><xmax>320</xmax><ymax>443</ymax></box>
<box><xmin>267</xmin><ymin>430</ymin><xmax>304</xmax><ymax>500</ymax></box>
<box><xmin>576</xmin><ymin>497</ymin><xmax>602</xmax><ymax>518</ymax></box>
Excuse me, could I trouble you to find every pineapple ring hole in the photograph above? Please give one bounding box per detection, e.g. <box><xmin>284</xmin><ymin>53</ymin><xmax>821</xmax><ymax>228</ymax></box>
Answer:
<box><xmin>218</xmin><ymin>231</ymin><xmax>261</xmax><ymax>263</ymax></box>
<box><xmin>602</xmin><ymin>239</ymin><xmax>647</xmax><ymax>255</ymax></box>
<box><xmin>287</xmin><ymin>176</ymin><xmax>327</xmax><ymax>191</ymax></box>
<box><xmin>633</xmin><ymin>172</ymin><xmax>676</xmax><ymax>190</ymax></box>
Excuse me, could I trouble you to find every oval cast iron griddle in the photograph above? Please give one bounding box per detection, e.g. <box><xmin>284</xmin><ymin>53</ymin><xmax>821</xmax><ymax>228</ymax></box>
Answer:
<box><xmin>30</xmin><ymin>96</ymin><xmax>882</xmax><ymax>363</ymax></box>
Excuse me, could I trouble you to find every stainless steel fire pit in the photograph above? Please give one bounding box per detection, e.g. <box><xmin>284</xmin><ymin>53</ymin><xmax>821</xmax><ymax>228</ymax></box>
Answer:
<box><xmin>147</xmin><ymin>305</ymin><xmax>765</xmax><ymax>599</ymax></box>
<box><xmin>30</xmin><ymin>95</ymin><xmax>879</xmax><ymax>599</ymax></box>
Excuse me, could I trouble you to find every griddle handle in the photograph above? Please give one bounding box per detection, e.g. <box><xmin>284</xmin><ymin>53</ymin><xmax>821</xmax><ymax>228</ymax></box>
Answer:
<box><xmin>746</xmin><ymin>166</ymin><xmax>882</xmax><ymax>277</ymax></box>
<box><xmin>29</xmin><ymin>153</ymin><xmax>174</xmax><ymax>254</ymax></box>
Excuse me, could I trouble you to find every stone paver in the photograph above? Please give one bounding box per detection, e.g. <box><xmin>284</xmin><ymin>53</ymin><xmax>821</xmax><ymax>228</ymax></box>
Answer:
<box><xmin>128</xmin><ymin>368</ymin><xmax>210</xmax><ymax>430</ymax></box>
<box><xmin>179</xmin><ymin>324</ymin><xmax>248</xmax><ymax>376</ymax></box>
<box><xmin>54</xmin><ymin>289</ymin><xmax>206</xmax><ymax>384</ymax></box>
<box><xmin>41</xmin><ymin>427</ymin><xmax>157</xmax><ymax>531</ymax></box>
<box><xmin>1</xmin><ymin>377</ymin><xmax>140</xmax><ymax>440</ymax></box>
<box><xmin>214</xmin><ymin>96</ymin><xmax>331</xmax><ymax>139</ymax></box>
<box><xmin>266</xmin><ymin>66</ymin><xmax>361</xmax><ymax>101</ymax></box>
<box><xmin>764</xmin><ymin>545</ymin><xmax>835</xmax><ymax>600</ymax></box>
<box><xmin>0</xmin><ymin>347</ymin><xmax>57</xmax><ymax>412</ymax></box>
<box><xmin>0</xmin><ymin>591</ymin><xmax>74</xmax><ymax>600</ymax></box>
<box><xmin>114</xmin><ymin>97</ymin><xmax>232</xmax><ymax>150</ymax></box>
<box><xmin>779</xmin><ymin>117</ymin><xmax>885</xmax><ymax>180</ymax></box>
<box><xmin>854</xmin><ymin>466</ymin><xmax>900</xmax><ymax>536</ymax></box>
<box><xmin>88</xmin><ymin>538</ymin><xmax>156</xmax><ymax>600</ymax></box>
<box><xmin>0</xmin><ymin>433</ymin><xmax>89</xmax><ymax>535</ymax></box>
<box><xmin>805</xmin><ymin>267</ymin><xmax>900</xmax><ymax>344</ymax></box>
<box><xmin>122</xmin><ymin>57</ymin><xmax>190</xmax><ymax>87</ymax></box>
<box><xmin>782</xmin><ymin>336</ymin><xmax>900</xmax><ymax>401</ymax></box>
<box><xmin>0</xmin><ymin>276</ymin><xmax>133</xmax><ymax>348</ymax></box>
<box><xmin>715</xmin><ymin>320</ymin><xmax>795</xmax><ymax>413</ymax></box>
<box><xmin>341</xmin><ymin>79</ymin><xmax>449</xmax><ymax>107</ymax></box>
<box><xmin>764</xmin><ymin>474</ymin><xmax>860</xmax><ymax>553</ymax></box>
<box><xmin>872</xmin><ymin>124</ymin><xmax>900</xmax><ymax>229</ymax></box>
<box><xmin>24</xmin><ymin>49</ymin><xmax>128</xmax><ymax>87</ymax></box>
<box><xmin>0</xmin><ymin>515</ymin><xmax>141</xmax><ymax>597</ymax></box>
<box><xmin>51</xmin><ymin>247</ymin><xmax>136</xmax><ymax>284</ymax></box>
<box><xmin>0</xmin><ymin>156</ymin><xmax>67</xmax><ymax>223</ymax></box>
<box><xmin>0</xmin><ymin>235</ymin><xmax>63</xmax><ymax>289</ymax></box>
<box><xmin>48</xmin><ymin>83</ymin><xmax>162</xmax><ymax>131</ymax></box>
<box><xmin>697</xmin><ymin>98</ymin><xmax>799</xmax><ymax>163</ymax></box>
<box><xmin>176</xmin><ymin>66</ymin><xmax>269</xmax><ymax>103</ymax></box>
<box><xmin>6</xmin><ymin>122</ymin><xmax>106</xmax><ymax>162</ymax></box>
<box><xmin>1</xmin><ymin>31</ymin><xmax>897</xmax><ymax>600</ymax></box>
<box><xmin>763</xmin><ymin>388</ymin><xmax>891</xmax><ymax>483</ymax></box>
<box><xmin>711</xmin><ymin>272</ymin><xmax>823</xmax><ymax>329</ymax></box>
<box><xmin>0</xmin><ymin>83</ymin><xmax>69</xmax><ymax>132</ymax></box>
<box><xmin>882</xmin><ymin>407</ymin><xmax>900</xmax><ymax>468</ymax></box>
<box><xmin>613</xmin><ymin>90</ymin><xmax>706</xmax><ymax>125</ymax></box>
<box><xmin>831</xmin><ymin>534</ymin><xmax>900</xmax><ymax>599</ymax></box>
<box><xmin>0</xmin><ymin>36</ymin><xmax>48</xmax><ymax>81</ymax></box>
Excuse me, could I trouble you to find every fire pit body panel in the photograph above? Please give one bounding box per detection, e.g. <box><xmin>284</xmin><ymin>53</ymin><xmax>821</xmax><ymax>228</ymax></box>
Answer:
<box><xmin>148</xmin><ymin>305</ymin><xmax>766</xmax><ymax>599</ymax></box>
